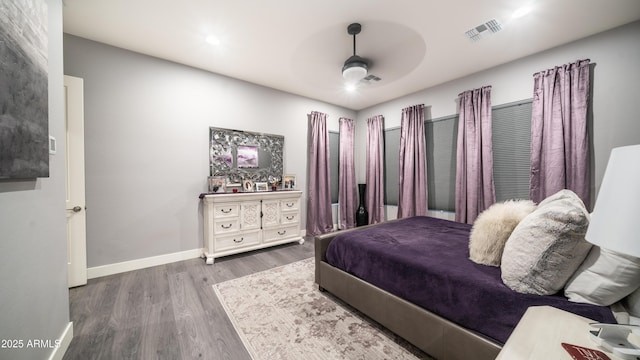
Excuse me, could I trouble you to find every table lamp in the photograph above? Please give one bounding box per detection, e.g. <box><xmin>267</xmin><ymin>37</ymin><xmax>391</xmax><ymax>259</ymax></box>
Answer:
<box><xmin>586</xmin><ymin>144</ymin><xmax>640</xmax><ymax>360</ymax></box>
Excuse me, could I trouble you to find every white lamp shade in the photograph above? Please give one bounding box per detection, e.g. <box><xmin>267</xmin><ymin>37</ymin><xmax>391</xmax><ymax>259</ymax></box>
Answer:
<box><xmin>342</xmin><ymin>66</ymin><xmax>367</xmax><ymax>83</ymax></box>
<box><xmin>586</xmin><ymin>144</ymin><xmax>640</xmax><ymax>258</ymax></box>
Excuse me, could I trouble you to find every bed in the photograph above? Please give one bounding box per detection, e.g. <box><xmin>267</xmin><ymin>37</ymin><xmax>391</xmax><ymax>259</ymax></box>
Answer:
<box><xmin>314</xmin><ymin>216</ymin><xmax>617</xmax><ymax>360</ymax></box>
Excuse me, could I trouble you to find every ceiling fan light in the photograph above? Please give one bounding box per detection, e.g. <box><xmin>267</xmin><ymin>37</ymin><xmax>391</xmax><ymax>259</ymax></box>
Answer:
<box><xmin>343</xmin><ymin>66</ymin><xmax>367</xmax><ymax>82</ymax></box>
<box><xmin>342</xmin><ymin>56</ymin><xmax>368</xmax><ymax>82</ymax></box>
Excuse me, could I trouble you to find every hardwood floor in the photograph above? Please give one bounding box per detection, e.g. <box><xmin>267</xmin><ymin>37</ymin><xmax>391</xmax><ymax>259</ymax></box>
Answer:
<box><xmin>63</xmin><ymin>238</ymin><xmax>315</xmax><ymax>360</ymax></box>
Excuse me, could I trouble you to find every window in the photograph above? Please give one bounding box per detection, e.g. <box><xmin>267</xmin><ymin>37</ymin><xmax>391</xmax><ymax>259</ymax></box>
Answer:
<box><xmin>384</xmin><ymin>128</ymin><xmax>400</xmax><ymax>205</ymax></box>
<box><xmin>383</xmin><ymin>116</ymin><xmax>458</xmax><ymax>210</ymax></box>
<box><xmin>383</xmin><ymin>99</ymin><xmax>532</xmax><ymax>210</ymax></box>
<box><xmin>425</xmin><ymin>115</ymin><xmax>458</xmax><ymax>211</ymax></box>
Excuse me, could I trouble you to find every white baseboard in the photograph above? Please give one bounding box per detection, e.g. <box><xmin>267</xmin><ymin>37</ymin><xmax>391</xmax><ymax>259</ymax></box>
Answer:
<box><xmin>87</xmin><ymin>248</ymin><xmax>203</xmax><ymax>279</ymax></box>
<box><xmin>48</xmin><ymin>322</ymin><xmax>73</xmax><ymax>360</ymax></box>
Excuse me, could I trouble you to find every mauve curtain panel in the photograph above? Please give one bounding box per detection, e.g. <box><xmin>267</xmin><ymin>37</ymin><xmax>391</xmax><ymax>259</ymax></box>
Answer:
<box><xmin>455</xmin><ymin>86</ymin><xmax>496</xmax><ymax>224</ymax></box>
<box><xmin>530</xmin><ymin>59</ymin><xmax>591</xmax><ymax>208</ymax></box>
<box><xmin>397</xmin><ymin>104</ymin><xmax>428</xmax><ymax>218</ymax></box>
<box><xmin>366</xmin><ymin>115</ymin><xmax>385</xmax><ymax>224</ymax></box>
<box><xmin>338</xmin><ymin>118</ymin><xmax>357</xmax><ymax>229</ymax></box>
<box><xmin>306</xmin><ymin>111</ymin><xmax>333</xmax><ymax>236</ymax></box>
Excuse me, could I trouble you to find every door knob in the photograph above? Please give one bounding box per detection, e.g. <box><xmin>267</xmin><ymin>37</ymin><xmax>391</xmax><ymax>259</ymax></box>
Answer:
<box><xmin>72</xmin><ymin>206</ymin><xmax>82</xmax><ymax>212</ymax></box>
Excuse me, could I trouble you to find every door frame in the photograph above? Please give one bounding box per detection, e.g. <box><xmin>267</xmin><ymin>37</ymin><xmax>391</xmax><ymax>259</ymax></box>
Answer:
<box><xmin>65</xmin><ymin>75</ymin><xmax>87</xmax><ymax>287</ymax></box>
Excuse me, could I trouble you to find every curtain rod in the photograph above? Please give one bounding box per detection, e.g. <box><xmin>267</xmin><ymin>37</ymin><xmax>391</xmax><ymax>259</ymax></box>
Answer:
<box><xmin>532</xmin><ymin>58</ymin><xmax>591</xmax><ymax>76</ymax></box>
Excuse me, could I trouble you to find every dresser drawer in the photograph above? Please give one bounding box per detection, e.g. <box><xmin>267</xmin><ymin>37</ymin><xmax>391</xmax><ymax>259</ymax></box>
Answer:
<box><xmin>263</xmin><ymin>225</ymin><xmax>299</xmax><ymax>243</ymax></box>
<box><xmin>281</xmin><ymin>199</ymin><xmax>299</xmax><ymax>212</ymax></box>
<box><xmin>281</xmin><ymin>212</ymin><xmax>299</xmax><ymax>225</ymax></box>
<box><xmin>213</xmin><ymin>219</ymin><xmax>240</xmax><ymax>234</ymax></box>
<box><xmin>215</xmin><ymin>231</ymin><xmax>260</xmax><ymax>251</ymax></box>
<box><xmin>213</xmin><ymin>204</ymin><xmax>239</xmax><ymax>219</ymax></box>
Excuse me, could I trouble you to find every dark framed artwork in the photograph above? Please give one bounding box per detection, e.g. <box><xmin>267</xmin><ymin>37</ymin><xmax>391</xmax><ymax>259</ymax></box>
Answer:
<box><xmin>0</xmin><ymin>0</ymin><xmax>49</xmax><ymax>179</ymax></box>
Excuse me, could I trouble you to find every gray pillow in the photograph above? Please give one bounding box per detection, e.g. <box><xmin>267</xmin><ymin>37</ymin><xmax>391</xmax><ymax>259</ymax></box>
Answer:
<box><xmin>501</xmin><ymin>190</ymin><xmax>592</xmax><ymax>295</ymax></box>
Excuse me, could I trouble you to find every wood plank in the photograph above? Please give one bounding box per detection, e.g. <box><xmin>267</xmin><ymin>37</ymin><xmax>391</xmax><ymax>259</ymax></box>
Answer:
<box><xmin>64</xmin><ymin>237</ymin><xmax>314</xmax><ymax>359</ymax></box>
<box><xmin>189</xmin><ymin>263</ymin><xmax>252</xmax><ymax>360</ymax></box>
<box><xmin>139</xmin><ymin>304</ymin><xmax>181</xmax><ymax>359</ymax></box>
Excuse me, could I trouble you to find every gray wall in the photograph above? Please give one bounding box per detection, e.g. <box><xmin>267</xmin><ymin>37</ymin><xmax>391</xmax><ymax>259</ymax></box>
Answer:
<box><xmin>63</xmin><ymin>35</ymin><xmax>355</xmax><ymax>267</ymax></box>
<box><xmin>356</xmin><ymin>21</ymin><xmax>640</xmax><ymax>209</ymax></box>
<box><xmin>0</xmin><ymin>1</ymin><xmax>70</xmax><ymax>359</ymax></box>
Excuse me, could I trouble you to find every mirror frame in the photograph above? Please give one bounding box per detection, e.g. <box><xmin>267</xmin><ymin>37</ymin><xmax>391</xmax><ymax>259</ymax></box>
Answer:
<box><xmin>209</xmin><ymin>127</ymin><xmax>284</xmax><ymax>184</ymax></box>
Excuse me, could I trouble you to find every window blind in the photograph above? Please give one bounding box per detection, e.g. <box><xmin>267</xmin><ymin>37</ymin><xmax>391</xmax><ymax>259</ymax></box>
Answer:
<box><xmin>491</xmin><ymin>100</ymin><xmax>532</xmax><ymax>202</ymax></box>
<box><xmin>384</xmin><ymin>128</ymin><xmax>400</xmax><ymax>205</ymax></box>
<box><xmin>425</xmin><ymin>115</ymin><xmax>458</xmax><ymax>211</ymax></box>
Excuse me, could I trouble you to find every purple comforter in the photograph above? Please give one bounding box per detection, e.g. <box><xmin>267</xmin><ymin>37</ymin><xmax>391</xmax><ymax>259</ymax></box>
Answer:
<box><xmin>325</xmin><ymin>216</ymin><xmax>616</xmax><ymax>344</ymax></box>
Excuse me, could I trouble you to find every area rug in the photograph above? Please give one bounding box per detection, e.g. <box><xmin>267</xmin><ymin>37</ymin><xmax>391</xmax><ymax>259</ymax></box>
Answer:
<box><xmin>213</xmin><ymin>258</ymin><xmax>432</xmax><ymax>360</ymax></box>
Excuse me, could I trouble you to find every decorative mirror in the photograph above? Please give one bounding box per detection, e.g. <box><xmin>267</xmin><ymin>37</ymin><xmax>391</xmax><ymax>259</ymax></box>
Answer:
<box><xmin>209</xmin><ymin>127</ymin><xmax>284</xmax><ymax>184</ymax></box>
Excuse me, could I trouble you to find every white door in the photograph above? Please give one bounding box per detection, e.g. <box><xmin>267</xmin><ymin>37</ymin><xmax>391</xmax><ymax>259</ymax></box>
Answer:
<box><xmin>65</xmin><ymin>75</ymin><xmax>87</xmax><ymax>287</ymax></box>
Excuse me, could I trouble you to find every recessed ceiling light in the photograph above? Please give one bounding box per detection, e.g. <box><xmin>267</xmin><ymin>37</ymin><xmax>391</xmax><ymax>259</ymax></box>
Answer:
<box><xmin>512</xmin><ymin>6</ymin><xmax>532</xmax><ymax>19</ymax></box>
<box><xmin>205</xmin><ymin>35</ymin><xmax>221</xmax><ymax>46</ymax></box>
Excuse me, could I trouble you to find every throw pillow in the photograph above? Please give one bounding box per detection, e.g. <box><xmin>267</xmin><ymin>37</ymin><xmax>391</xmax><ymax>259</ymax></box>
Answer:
<box><xmin>469</xmin><ymin>199</ymin><xmax>537</xmax><ymax>266</ymax></box>
<box><xmin>564</xmin><ymin>246</ymin><xmax>640</xmax><ymax>306</ymax></box>
<box><xmin>537</xmin><ymin>188</ymin><xmax>582</xmax><ymax>208</ymax></box>
<box><xmin>501</xmin><ymin>190</ymin><xmax>593</xmax><ymax>295</ymax></box>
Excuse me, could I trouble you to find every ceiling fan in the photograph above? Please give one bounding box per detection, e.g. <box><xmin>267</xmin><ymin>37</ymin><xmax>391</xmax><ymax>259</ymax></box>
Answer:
<box><xmin>342</xmin><ymin>23</ymin><xmax>381</xmax><ymax>84</ymax></box>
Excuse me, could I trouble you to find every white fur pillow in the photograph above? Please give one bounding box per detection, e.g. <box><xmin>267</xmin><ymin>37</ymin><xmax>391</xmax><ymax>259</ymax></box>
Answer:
<box><xmin>469</xmin><ymin>199</ymin><xmax>537</xmax><ymax>266</ymax></box>
<box><xmin>564</xmin><ymin>246</ymin><xmax>640</xmax><ymax>306</ymax></box>
<box><xmin>501</xmin><ymin>190</ymin><xmax>593</xmax><ymax>295</ymax></box>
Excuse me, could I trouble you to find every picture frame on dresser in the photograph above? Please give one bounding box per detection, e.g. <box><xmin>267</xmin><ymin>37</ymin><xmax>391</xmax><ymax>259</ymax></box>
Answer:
<box><xmin>255</xmin><ymin>182</ymin><xmax>268</xmax><ymax>192</ymax></box>
<box><xmin>208</xmin><ymin>176</ymin><xmax>227</xmax><ymax>193</ymax></box>
<box><xmin>242</xmin><ymin>179</ymin><xmax>254</xmax><ymax>192</ymax></box>
<box><xmin>283</xmin><ymin>174</ymin><xmax>296</xmax><ymax>189</ymax></box>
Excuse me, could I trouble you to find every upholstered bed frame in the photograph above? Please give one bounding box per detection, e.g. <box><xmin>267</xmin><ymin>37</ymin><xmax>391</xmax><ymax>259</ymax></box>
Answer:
<box><xmin>314</xmin><ymin>228</ymin><xmax>502</xmax><ymax>360</ymax></box>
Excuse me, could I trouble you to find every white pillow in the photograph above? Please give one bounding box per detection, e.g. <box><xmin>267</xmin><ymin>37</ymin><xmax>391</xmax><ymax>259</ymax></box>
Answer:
<box><xmin>501</xmin><ymin>190</ymin><xmax>592</xmax><ymax>295</ymax></box>
<box><xmin>564</xmin><ymin>247</ymin><xmax>640</xmax><ymax>306</ymax></box>
<box><xmin>624</xmin><ymin>287</ymin><xmax>640</xmax><ymax>318</ymax></box>
<box><xmin>469</xmin><ymin>199</ymin><xmax>537</xmax><ymax>266</ymax></box>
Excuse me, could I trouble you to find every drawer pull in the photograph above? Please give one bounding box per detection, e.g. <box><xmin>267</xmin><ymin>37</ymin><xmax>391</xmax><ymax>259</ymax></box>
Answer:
<box><xmin>220</xmin><ymin>208</ymin><xmax>233</xmax><ymax>214</ymax></box>
<box><xmin>285</xmin><ymin>203</ymin><xmax>295</xmax><ymax>207</ymax></box>
<box><xmin>278</xmin><ymin>230</ymin><xmax>287</xmax><ymax>236</ymax></box>
<box><xmin>286</xmin><ymin>216</ymin><xmax>295</xmax><ymax>220</ymax></box>
<box><xmin>233</xmin><ymin>237</ymin><xmax>244</xmax><ymax>243</ymax></box>
<box><xmin>221</xmin><ymin>224</ymin><xmax>233</xmax><ymax>229</ymax></box>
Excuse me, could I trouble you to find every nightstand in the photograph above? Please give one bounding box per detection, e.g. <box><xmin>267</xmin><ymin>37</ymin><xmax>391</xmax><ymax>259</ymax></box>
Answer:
<box><xmin>496</xmin><ymin>306</ymin><xmax>617</xmax><ymax>359</ymax></box>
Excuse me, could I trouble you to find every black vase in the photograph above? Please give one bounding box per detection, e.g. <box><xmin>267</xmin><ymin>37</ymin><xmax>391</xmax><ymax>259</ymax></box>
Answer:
<box><xmin>356</xmin><ymin>183</ymin><xmax>369</xmax><ymax>227</ymax></box>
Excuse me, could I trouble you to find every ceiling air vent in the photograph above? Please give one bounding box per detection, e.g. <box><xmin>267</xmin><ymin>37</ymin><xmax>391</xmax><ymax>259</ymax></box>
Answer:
<box><xmin>465</xmin><ymin>19</ymin><xmax>502</xmax><ymax>41</ymax></box>
<box><xmin>362</xmin><ymin>74</ymin><xmax>382</xmax><ymax>84</ymax></box>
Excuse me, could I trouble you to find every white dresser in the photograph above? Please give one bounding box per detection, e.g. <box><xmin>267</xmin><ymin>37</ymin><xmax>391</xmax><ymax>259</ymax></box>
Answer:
<box><xmin>202</xmin><ymin>190</ymin><xmax>304</xmax><ymax>264</ymax></box>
